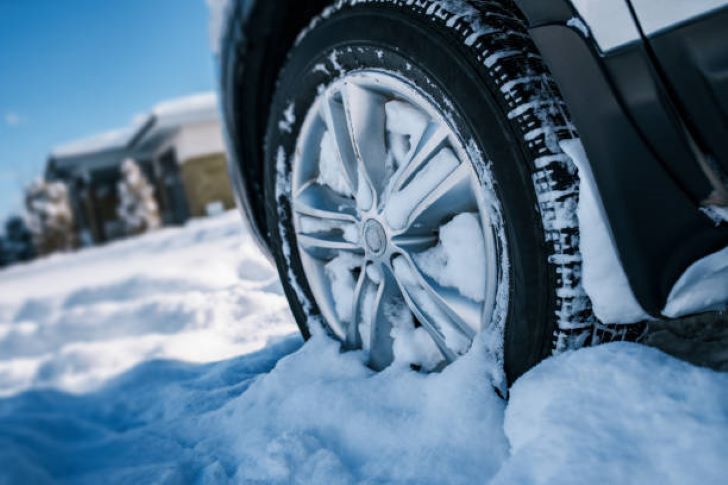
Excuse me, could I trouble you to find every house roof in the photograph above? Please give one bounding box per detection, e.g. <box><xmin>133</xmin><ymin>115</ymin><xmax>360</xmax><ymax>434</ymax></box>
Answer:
<box><xmin>50</xmin><ymin>126</ymin><xmax>137</xmax><ymax>160</ymax></box>
<box><xmin>152</xmin><ymin>92</ymin><xmax>219</xmax><ymax>128</ymax></box>
<box><xmin>128</xmin><ymin>93</ymin><xmax>220</xmax><ymax>149</ymax></box>
<box><xmin>47</xmin><ymin>92</ymin><xmax>221</xmax><ymax>174</ymax></box>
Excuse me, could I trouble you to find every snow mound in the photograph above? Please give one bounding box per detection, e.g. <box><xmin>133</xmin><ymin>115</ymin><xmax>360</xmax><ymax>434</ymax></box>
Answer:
<box><xmin>0</xmin><ymin>209</ymin><xmax>725</xmax><ymax>483</ymax></box>
<box><xmin>384</xmin><ymin>99</ymin><xmax>428</xmax><ymax>167</ymax></box>
<box><xmin>496</xmin><ymin>342</ymin><xmax>728</xmax><ymax>484</ymax></box>
<box><xmin>0</xmin><ymin>332</ymin><xmax>508</xmax><ymax>484</ymax></box>
<box><xmin>2</xmin><ymin>336</ymin><xmax>726</xmax><ymax>483</ymax></box>
<box><xmin>0</xmin><ymin>211</ymin><xmax>294</xmax><ymax>396</ymax></box>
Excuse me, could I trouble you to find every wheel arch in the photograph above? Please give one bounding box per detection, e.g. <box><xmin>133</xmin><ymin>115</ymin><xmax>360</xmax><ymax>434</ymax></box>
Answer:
<box><xmin>221</xmin><ymin>0</ymin><xmax>728</xmax><ymax>317</ymax></box>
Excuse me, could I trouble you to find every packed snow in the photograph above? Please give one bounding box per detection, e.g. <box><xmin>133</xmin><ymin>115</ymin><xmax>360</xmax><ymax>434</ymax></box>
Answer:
<box><xmin>664</xmin><ymin>246</ymin><xmax>728</xmax><ymax>318</ymax></box>
<box><xmin>384</xmin><ymin>99</ymin><xmax>428</xmax><ymax>167</ymax></box>
<box><xmin>561</xmin><ymin>139</ymin><xmax>650</xmax><ymax>324</ymax></box>
<box><xmin>562</xmin><ymin>139</ymin><xmax>728</xmax><ymax>322</ymax></box>
<box><xmin>324</xmin><ymin>253</ymin><xmax>362</xmax><ymax>323</ymax></box>
<box><xmin>318</xmin><ymin>130</ymin><xmax>353</xmax><ymax>196</ymax></box>
<box><xmin>1</xmin><ymin>211</ymin><xmax>727</xmax><ymax>483</ymax></box>
<box><xmin>393</xmin><ymin>255</ymin><xmax>472</xmax><ymax>356</ymax></box>
<box><xmin>415</xmin><ymin>212</ymin><xmax>487</xmax><ymax>302</ymax></box>
<box><xmin>0</xmin><ymin>211</ymin><xmax>292</xmax><ymax>396</ymax></box>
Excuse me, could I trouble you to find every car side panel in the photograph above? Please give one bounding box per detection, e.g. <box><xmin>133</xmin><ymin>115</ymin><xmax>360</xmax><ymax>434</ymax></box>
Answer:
<box><xmin>634</xmin><ymin>4</ymin><xmax>728</xmax><ymax>176</ymax></box>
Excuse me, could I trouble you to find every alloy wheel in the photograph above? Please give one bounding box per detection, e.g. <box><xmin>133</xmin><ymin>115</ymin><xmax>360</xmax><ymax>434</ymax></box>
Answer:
<box><xmin>290</xmin><ymin>71</ymin><xmax>502</xmax><ymax>370</ymax></box>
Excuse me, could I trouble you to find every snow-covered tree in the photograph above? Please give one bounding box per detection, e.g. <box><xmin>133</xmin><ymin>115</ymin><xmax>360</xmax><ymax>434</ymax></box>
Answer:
<box><xmin>117</xmin><ymin>158</ymin><xmax>161</xmax><ymax>236</ymax></box>
<box><xmin>24</xmin><ymin>179</ymin><xmax>76</xmax><ymax>255</ymax></box>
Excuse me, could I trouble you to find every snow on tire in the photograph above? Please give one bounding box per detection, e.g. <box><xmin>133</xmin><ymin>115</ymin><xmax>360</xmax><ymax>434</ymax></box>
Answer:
<box><xmin>264</xmin><ymin>0</ymin><xmax>595</xmax><ymax>385</ymax></box>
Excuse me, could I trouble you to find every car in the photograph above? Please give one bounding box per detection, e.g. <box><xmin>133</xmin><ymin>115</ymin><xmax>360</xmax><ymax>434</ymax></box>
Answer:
<box><xmin>217</xmin><ymin>0</ymin><xmax>728</xmax><ymax>387</ymax></box>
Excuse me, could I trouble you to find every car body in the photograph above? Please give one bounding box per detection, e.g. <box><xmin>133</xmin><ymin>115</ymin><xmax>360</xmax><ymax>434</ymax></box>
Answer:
<box><xmin>218</xmin><ymin>0</ymin><xmax>728</xmax><ymax>324</ymax></box>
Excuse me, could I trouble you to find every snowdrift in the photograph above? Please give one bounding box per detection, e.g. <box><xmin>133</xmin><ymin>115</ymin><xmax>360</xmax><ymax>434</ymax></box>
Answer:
<box><xmin>0</xmin><ymin>212</ymin><xmax>725</xmax><ymax>483</ymax></box>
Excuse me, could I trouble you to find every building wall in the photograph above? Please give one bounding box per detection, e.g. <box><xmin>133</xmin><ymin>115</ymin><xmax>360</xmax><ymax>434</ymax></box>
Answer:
<box><xmin>179</xmin><ymin>153</ymin><xmax>235</xmax><ymax>218</ymax></box>
<box><xmin>174</xmin><ymin>122</ymin><xmax>225</xmax><ymax>162</ymax></box>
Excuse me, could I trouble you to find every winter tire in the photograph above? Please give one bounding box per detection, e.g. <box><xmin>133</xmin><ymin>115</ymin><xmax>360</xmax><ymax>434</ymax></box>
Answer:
<box><xmin>264</xmin><ymin>0</ymin><xmax>593</xmax><ymax>385</ymax></box>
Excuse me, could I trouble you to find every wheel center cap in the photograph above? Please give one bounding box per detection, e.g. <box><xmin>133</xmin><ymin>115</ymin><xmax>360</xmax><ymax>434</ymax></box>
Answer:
<box><xmin>363</xmin><ymin>219</ymin><xmax>387</xmax><ymax>256</ymax></box>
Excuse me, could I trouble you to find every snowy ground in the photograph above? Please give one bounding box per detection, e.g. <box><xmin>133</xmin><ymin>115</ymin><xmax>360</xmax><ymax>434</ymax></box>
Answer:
<box><xmin>1</xmin><ymin>212</ymin><xmax>726</xmax><ymax>484</ymax></box>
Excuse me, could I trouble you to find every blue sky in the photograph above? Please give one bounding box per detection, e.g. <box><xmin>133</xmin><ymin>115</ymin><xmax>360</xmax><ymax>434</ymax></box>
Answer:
<box><xmin>0</xmin><ymin>0</ymin><xmax>215</xmax><ymax>220</ymax></box>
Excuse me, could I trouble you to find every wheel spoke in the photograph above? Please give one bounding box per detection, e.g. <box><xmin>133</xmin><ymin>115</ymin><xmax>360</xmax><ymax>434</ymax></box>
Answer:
<box><xmin>367</xmin><ymin>267</ymin><xmax>399</xmax><ymax>370</ymax></box>
<box><xmin>398</xmin><ymin>162</ymin><xmax>477</xmax><ymax>235</ymax></box>
<box><xmin>320</xmin><ymin>90</ymin><xmax>359</xmax><ymax>195</ymax></box>
<box><xmin>395</xmin><ymin>251</ymin><xmax>478</xmax><ymax>340</ymax></box>
<box><xmin>341</xmin><ymin>81</ymin><xmax>388</xmax><ymax>204</ymax></box>
<box><xmin>388</xmin><ymin>123</ymin><xmax>450</xmax><ymax>195</ymax></box>
<box><xmin>294</xmin><ymin>181</ymin><xmax>362</xmax><ymax>259</ymax></box>
<box><xmin>390</xmin><ymin>234</ymin><xmax>439</xmax><ymax>251</ymax></box>
<box><xmin>293</xmin><ymin>181</ymin><xmax>358</xmax><ymax>223</ymax></box>
<box><xmin>297</xmin><ymin>231</ymin><xmax>362</xmax><ymax>259</ymax></box>
<box><xmin>345</xmin><ymin>265</ymin><xmax>370</xmax><ymax>349</ymax></box>
<box><xmin>391</xmin><ymin>256</ymin><xmax>472</xmax><ymax>362</ymax></box>
<box><xmin>384</xmin><ymin>148</ymin><xmax>469</xmax><ymax>231</ymax></box>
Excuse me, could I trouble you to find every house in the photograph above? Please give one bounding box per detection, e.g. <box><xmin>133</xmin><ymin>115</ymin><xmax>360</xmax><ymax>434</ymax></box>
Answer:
<box><xmin>45</xmin><ymin>93</ymin><xmax>234</xmax><ymax>244</ymax></box>
<box><xmin>128</xmin><ymin>93</ymin><xmax>234</xmax><ymax>224</ymax></box>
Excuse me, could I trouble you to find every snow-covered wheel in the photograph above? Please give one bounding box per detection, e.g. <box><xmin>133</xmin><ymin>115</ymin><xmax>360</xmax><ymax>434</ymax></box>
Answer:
<box><xmin>265</xmin><ymin>0</ymin><xmax>594</xmax><ymax>385</ymax></box>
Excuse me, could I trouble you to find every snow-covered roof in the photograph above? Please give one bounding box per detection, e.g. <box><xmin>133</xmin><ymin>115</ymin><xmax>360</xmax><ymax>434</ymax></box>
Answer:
<box><xmin>128</xmin><ymin>92</ymin><xmax>221</xmax><ymax>150</ymax></box>
<box><xmin>50</xmin><ymin>126</ymin><xmax>136</xmax><ymax>160</ymax></box>
<box><xmin>48</xmin><ymin>92</ymin><xmax>220</xmax><ymax>163</ymax></box>
<box><xmin>150</xmin><ymin>92</ymin><xmax>219</xmax><ymax>129</ymax></box>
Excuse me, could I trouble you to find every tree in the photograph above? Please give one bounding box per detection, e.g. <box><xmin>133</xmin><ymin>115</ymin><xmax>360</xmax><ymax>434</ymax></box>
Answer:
<box><xmin>117</xmin><ymin>158</ymin><xmax>161</xmax><ymax>236</ymax></box>
<box><xmin>3</xmin><ymin>215</ymin><xmax>35</xmax><ymax>264</ymax></box>
<box><xmin>25</xmin><ymin>179</ymin><xmax>76</xmax><ymax>255</ymax></box>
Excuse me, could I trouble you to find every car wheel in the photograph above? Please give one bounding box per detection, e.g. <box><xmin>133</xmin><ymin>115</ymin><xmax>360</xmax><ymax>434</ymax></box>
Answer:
<box><xmin>264</xmin><ymin>0</ymin><xmax>593</xmax><ymax>385</ymax></box>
